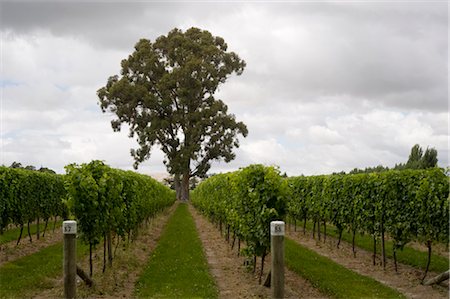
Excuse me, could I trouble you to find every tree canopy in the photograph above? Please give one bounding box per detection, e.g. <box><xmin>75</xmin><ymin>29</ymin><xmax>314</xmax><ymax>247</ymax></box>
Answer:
<box><xmin>395</xmin><ymin>144</ymin><xmax>438</xmax><ymax>170</ymax></box>
<box><xmin>98</xmin><ymin>27</ymin><xmax>248</xmax><ymax>200</ymax></box>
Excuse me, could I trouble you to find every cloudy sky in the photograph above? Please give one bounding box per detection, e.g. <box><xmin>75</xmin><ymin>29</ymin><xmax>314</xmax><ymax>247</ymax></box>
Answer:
<box><xmin>1</xmin><ymin>1</ymin><xmax>448</xmax><ymax>176</ymax></box>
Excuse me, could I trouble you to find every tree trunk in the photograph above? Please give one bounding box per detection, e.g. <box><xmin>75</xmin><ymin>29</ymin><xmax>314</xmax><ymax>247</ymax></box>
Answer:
<box><xmin>231</xmin><ymin>232</ymin><xmax>236</xmax><ymax>249</ymax></box>
<box><xmin>317</xmin><ymin>220</ymin><xmax>321</xmax><ymax>241</ymax></box>
<box><xmin>42</xmin><ymin>219</ymin><xmax>48</xmax><ymax>237</ymax></box>
<box><xmin>373</xmin><ymin>235</ymin><xmax>377</xmax><ymax>266</ymax></box>
<box><xmin>107</xmin><ymin>231</ymin><xmax>113</xmax><ymax>267</ymax></box>
<box><xmin>103</xmin><ymin>235</ymin><xmax>106</xmax><ymax>273</ymax></box>
<box><xmin>323</xmin><ymin>220</ymin><xmax>326</xmax><ymax>242</ymax></box>
<box><xmin>352</xmin><ymin>229</ymin><xmax>356</xmax><ymax>257</ymax></box>
<box><xmin>174</xmin><ymin>174</ymin><xmax>182</xmax><ymax>200</ymax></box>
<box><xmin>36</xmin><ymin>217</ymin><xmax>40</xmax><ymax>240</ymax></box>
<box><xmin>423</xmin><ymin>270</ymin><xmax>449</xmax><ymax>286</ymax></box>
<box><xmin>421</xmin><ymin>241</ymin><xmax>432</xmax><ymax>283</ymax></box>
<box><xmin>180</xmin><ymin>172</ymin><xmax>190</xmax><ymax>201</ymax></box>
<box><xmin>77</xmin><ymin>265</ymin><xmax>94</xmax><ymax>287</ymax></box>
<box><xmin>27</xmin><ymin>221</ymin><xmax>32</xmax><ymax>243</ymax></box>
<box><xmin>89</xmin><ymin>243</ymin><xmax>93</xmax><ymax>276</ymax></box>
<box><xmin>238</xmin><ymin>239</ymin><xmax>241</xmax><ymax>256</ymax></box>
<box><xmin>16</xmin><ymin>225</ymin><xmax>24</xmax><ymax>245</ymax></box>
<box><xmin>337</xmin><ymin>229</ymin><xmax>342</xmax><ymax>249</ymax></box>
<box><xmin>312</xmin><ymin>221</ymin><xmax>316</xmax><ymax>239</ymax></box>
<box><xmin>393</xmin><ymin>247</ymin><xmax>398</xmax><ymax>273</ymax></box>
<box><xmin>259</xmin><ymin>252</ymin><xmax>266</xmax><ymax>285</ymax></box>
<box><xmin>381</xmin><ymin>223</ymin><xmax>386</xmax><ymax>269</ymax></box>
<box><xmin>294</xmin><ymin>219</ymin><xmax>296</xmax><ymax>232</ymax></box>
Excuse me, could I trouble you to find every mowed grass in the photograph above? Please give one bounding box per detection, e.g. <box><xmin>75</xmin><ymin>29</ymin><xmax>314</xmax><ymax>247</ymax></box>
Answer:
<box><xmin>0</xmin><ymin>221</ymin><xmax>62</xmax><ymax>245</ymax></box>
<box><xmin>291</xmin><ymin>220</ymin><xmax>449</xmax><ymax>273</ymax></box>
<box><xmin>0</xmin><ymin>240</ymin><xmax>89</xmax><ymax>298</ymax></box>
<box><xmin>285</xmin><ymin>238</ymin><xmax>405</xmax><ymax>299</ymax></box>
<box><xmin>134</xmin><ymin>203</ymin><xmax>218</xmax><ymax>298</ymax></box>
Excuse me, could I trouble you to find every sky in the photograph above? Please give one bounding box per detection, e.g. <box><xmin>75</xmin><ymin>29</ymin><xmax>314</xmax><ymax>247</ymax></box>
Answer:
<box><xmin>1</xmin><ymin>0</ymin><xmax>448</xmax><ymax>177</ymax></box>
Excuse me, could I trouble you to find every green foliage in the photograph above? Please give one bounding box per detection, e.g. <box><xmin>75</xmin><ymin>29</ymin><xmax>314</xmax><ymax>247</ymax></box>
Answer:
<box><xmin>97</xmin><ymin>27</ymin><xmax>248</xmax><ymax>200</ymax></box>
<box><xmin>134</xmin><ymin>204</ymin><xmax>218</xmax><ymax>298</ymax></box>
<box><xmin>191</xmin><ymin>164</ymin><xmax>287</xmax><ymax>258</ymax></box>
<box><xmin>65</xmin><ymin>161</ymin><xmax>175</xmax><ymax>248</ymax></box>
<box><xmin>396</xmin><ymin>144</ymin><xmax>439</xmax><ymax>170</ymax></box>
<box><xmin>0</xmin><ymin>167</ymin><xmax>67</xmax><ymax>234</ymax></box>
<box><xmin>287</xmin><ymin>168</ymin><xmax>449</xmax><ymax>255</ymax></box>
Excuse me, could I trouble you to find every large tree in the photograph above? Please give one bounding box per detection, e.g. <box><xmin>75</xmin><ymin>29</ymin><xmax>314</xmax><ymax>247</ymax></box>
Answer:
<box><xmin>98</xmin><ymin>27</ymin><xmax>248</xmax><ymax>200</ymax></box>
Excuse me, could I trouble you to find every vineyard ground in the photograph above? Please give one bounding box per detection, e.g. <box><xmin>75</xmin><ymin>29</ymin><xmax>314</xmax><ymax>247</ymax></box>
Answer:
<box><xmin>288</xmin><ymin>220</ymin><xmax>449</xmax><ymax>272</ymax></box>
<box><xmin>34</xmin><ymin>204</ymin><xmax>177</xmax><ymax>298</ymax></box>
<box><xmin>287</xmin><ymin>226</ymin><xmax>449</xmax><ymax>299</ymax></box>
<box><xmin>0</xmin><ymin>220</ymin><xmax>62</xmax><ymax>245</ymax></box>
<box><xmin>189</xmin><ymin>205</ymin><xmax>328</xmax><ymax>298</ymax></box>
<box><xmin>0</xmin><ymin>222</ymin><xmax>63</xmax><ymax>266</ymax></box>
<box><xmin>135</xmin><ymin>203</ymin><xmax>217</xmax><ymax>298</ymax></box>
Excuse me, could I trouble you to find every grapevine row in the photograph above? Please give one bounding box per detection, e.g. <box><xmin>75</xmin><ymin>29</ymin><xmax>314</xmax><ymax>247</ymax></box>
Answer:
<box><xmin>64</xmin><ymin>160</ymin><xmax>176</xmax><ymax>275</ymax></box>
<box><xmin>286</xmin><ymin>168</ymin><xmax>449</xmax><ymax>279</ymax></box>
<box><xmin>191</xmin><ymin>164</ymin><xmax>287</xmax><ymax>282</ymax></box>
<box><xmin>0</xmin><ymin>167</ymin><xmax>67</xmax><ymax>243</ymax></box>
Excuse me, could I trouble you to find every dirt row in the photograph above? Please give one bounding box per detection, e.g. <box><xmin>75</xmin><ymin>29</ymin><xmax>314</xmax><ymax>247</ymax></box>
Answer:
<box><xmin>286</xmin><ymin>228</ymin><xmax>448</xmax><ymax>299</ymax></box>
<box><xmin>0</xmin><ymin>225</ymin><xmax>63</xmax><ymax>267</ymax></box>
<box><xmin>189</xmin><ymin>205</ymin><xmax>328</xmax><ymax>298</ymax></box>
<box><xmin>33</xmin><ymin>204</ymin><xmax>178</xmax><ymax>298</ymax></box>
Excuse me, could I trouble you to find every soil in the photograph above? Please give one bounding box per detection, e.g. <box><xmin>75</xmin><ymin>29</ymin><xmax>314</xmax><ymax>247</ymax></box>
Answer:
<box><xmin>287</xmin><ymin>226</ymin><xmax>449</xmax><ymax>299</ymax></box>
<box><xmin>32</xmin><ymin>204</ymin><xmax>178</xmax><ymax>298</ymax></box>
<box><xmin>189</xmin><ymin>205</ymin><xmax>328</xmax><ymax>298</ymax></box>
<box><xmin>0</xmin><ymin>224</ymin><xmax>63</xmax><ymax>267</ymax></box>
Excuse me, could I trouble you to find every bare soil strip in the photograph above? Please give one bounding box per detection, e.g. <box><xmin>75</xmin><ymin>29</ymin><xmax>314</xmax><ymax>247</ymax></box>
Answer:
<box><xmin>0</xmin><ymin>226</ymin><xmax>62</xmax><ymax>267</ymax></box>
<box><xmin>189</xmin><ymin>205</ymin><xmax>328</xmax><ymax>299</ymax></box>
<box><xmin>287</xmin><ymin>228</ymin><xmax>448</xmax><ymax>299</ymax></box>
<box><xmin>33</xmin><ymin>204</ymin><xmax>177</xmax><ymax>298</ymax></box>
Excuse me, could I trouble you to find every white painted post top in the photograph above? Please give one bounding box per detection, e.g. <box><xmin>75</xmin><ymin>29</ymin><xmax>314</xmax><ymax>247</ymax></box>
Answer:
<box><xmin>270</xmin><ymin>221</ymin><xmax>285</xmax><ymax>236</ymax></box>
<box><xmin>63</xmin><ymin>220</ymin><xmax>77</xmax><ymax>234</ymax></box>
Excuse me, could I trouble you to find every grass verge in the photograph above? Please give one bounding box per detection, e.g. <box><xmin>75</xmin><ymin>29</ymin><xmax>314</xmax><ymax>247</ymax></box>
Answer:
<box><xmin>290</xmin><ymin>220</ymin><xmax>449</xmax><ymax>273</ymax></box>
<box><xmin>134</xmin><ymin>203</ymin><xmax>218</xmax><ymax>298</ymax></box>
<box><xmin>0</xmin><ymin>240</ymin><xmax>89</xmax><ymax>298</ymax></box>
<box><xmin>285</xmin><ymin>238</ymin><xmax>405</xmax><ymax>299</ymax></box>
<box><xmin>0</xmin><ymin>221</ymin><xmax>62</xmax><ymax>245</ymax></box>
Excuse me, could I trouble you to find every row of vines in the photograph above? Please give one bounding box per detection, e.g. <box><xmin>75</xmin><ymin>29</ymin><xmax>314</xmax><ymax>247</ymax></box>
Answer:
<box><xmin>287</xmin><ymin>168</ymin><xmax>449</xmax><ymax>280</ymax></box>
<box><xmin>65</xmin><ymin>160</ymin><xmax>176</xmax><ymax>275</ymax></box>
<box><xmin>191</xmin><ymin>164</ymin><xmax>287</xmax><ymax>283</ymax></box>
<box><xmin>192</xmin><ymin>165</ymin><xmax>449</xmax><ymax>282</ymax></box>
<box><xmin>0</xmin><ymin>167</ymin><xmax>67</xmax><ymax>243</ymax></box>
<box><xmin>0</xmin><ymin>161</ymin><xmax>176</xmax><ymax>276</ymax></box>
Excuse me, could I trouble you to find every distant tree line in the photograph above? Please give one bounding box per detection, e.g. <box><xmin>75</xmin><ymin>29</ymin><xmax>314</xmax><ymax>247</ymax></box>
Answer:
<box><xmin>7</xmin><ymin>162</ymin><xmax>56</xmax><ymax>174</ymax></box>
<box><xmin>345</xmin><ymin>144</ymin><xmax>439</xmax><ymax>175</ymax></box>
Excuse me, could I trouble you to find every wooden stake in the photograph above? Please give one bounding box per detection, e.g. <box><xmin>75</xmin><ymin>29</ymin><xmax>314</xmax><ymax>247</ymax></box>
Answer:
<box><xmin>270</xmin><ymin>221</ymin><xmax>284</xmax><ymax>299</ymax></box>
<box><xmin>63</xmin><ymin>220</ymin><xmax>77</xmax><ymax>299</ymax></box>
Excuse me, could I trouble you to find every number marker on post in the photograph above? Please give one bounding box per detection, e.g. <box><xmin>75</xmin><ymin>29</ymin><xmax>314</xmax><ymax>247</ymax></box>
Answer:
<box><xmin>270</xmin><ymin>221</ymin><xmax>285</xmax><ymax>299</ymax></box>
<box><xmin>63</xmin><ymin>220</ymin><xmax>77</xmax><ymax>299</ymax></box>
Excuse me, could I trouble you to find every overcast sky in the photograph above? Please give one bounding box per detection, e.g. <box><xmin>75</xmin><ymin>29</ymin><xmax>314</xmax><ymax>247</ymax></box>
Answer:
<box><xmin>1</xmin><ymin>1</ymin><xmax>448</xmax><ymax>176</ymax></box>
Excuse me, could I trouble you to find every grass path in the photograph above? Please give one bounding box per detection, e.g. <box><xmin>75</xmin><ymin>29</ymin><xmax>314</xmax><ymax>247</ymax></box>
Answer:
<box><xmin>134</xmin><ymin>203</ymin><xmax>218</xmax><ymax>298</ymax></box>
<box><xmin>0</xmin><ymin>240</ymin><xmax>89</xmax><ymax>298</ymax></box>
<box><xmin>289</xmin><ymin>220</ymin><xmax>449</xmax><ymax>273</ymax></box>
<box><xmin>285</xmin><ymin>238</ymin><xmax>406</xmax><ymax>299</ymax></box>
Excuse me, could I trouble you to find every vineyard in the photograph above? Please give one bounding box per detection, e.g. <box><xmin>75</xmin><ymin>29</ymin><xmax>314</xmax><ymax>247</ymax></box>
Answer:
<box><xmin>0</xmin><ymin>163</ymin><xmax>449</xmax><ymax>298</ymax></box>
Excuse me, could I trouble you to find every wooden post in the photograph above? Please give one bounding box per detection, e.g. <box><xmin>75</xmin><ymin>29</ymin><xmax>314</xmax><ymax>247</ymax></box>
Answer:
<box><xmin>63</xmin><ymin>220</ymin><xmax>77</xmax><ymax>299</ymax></box>
<box><xmin>271</xmin><ymin>221</ymin><xmax>285</xmax><ymax>299</ymax></box>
